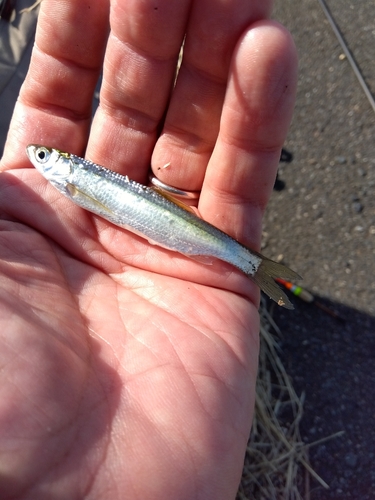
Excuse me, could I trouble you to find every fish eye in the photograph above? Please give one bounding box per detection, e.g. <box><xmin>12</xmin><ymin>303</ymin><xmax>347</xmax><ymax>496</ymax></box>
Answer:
<box><xmin>36</xmin><ymin>147</ymin><xmax>50</xmax><ymax>163</ymax></box>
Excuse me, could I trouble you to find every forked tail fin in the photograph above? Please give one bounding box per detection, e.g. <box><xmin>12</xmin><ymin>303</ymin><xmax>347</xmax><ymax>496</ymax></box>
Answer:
<box><xmin>251</xmin><ymin>257</ymin><xmax>302</xmax><ymax>310</ymax></box>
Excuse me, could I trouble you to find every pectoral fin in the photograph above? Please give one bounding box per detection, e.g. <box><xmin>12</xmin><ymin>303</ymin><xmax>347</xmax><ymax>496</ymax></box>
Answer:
<box><xmin>66</xmin><ymin>183</ymin><xmax>115</xmax><ymax>216</ymax></box>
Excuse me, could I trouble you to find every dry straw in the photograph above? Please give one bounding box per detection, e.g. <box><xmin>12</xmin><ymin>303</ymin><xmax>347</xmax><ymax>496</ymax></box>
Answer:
<box><xmin>238</xmin><ymin>299</ymin><xmax>343</xmax><ymax>499</ymax></box>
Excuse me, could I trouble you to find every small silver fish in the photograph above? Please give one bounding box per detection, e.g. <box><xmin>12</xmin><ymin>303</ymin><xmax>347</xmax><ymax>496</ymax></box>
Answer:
<box><xmin>26</xmin><ymin>144</ymin><xmax>301</xmax><ymax>309</ymax></box>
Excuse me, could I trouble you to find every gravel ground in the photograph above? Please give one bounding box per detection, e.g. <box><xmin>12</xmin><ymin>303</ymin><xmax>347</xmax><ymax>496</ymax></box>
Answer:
<box><xmin>267</xmin><ymin>1</ymin><xmax>375</xmax><ymax>498</ymax></box>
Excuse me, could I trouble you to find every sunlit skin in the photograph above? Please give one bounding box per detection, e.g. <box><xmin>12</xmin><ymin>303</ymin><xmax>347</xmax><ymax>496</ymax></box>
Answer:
<box><xmin>0</xmin><ymin>0</ymin><xmax>297</xmax><ymax>498</ymax></box>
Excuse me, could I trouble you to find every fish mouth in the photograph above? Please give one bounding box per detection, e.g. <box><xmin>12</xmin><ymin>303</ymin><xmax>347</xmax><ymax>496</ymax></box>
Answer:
<box><xmin>25</xmin><ymin>144</ymin><xmax>36</xmax><ymax>160</ymax></box>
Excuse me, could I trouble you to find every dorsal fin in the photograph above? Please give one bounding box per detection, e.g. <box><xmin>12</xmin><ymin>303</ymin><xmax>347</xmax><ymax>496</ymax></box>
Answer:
<box><xmin>150</xmin><ymin>186</ymin><xmax>197</xmax><ymax>215</ymax></box>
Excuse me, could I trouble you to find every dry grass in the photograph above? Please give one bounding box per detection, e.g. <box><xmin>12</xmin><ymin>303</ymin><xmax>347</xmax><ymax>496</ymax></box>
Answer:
<box><xmin>238</xmin><ymin>299</ymin><xmax>343</xmax><ymax>500</ymax></box>
<box><xmin>19</xmin><ymin>0</ymin><xmax>42</xmax><ymax>14</ymax></box>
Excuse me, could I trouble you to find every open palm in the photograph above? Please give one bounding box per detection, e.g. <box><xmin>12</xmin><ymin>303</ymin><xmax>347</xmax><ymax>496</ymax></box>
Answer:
<box><xmin>0</xmin><ymin>1</ymin><xmax>297</xmax><ymax>498</ymax></box>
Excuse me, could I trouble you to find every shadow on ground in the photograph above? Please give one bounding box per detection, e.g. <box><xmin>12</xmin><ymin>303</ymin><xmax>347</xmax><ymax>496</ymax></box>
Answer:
<box><xmin>268</xmin><ymin>293</ymin><xmax>375</xmax><ymax>499</ymax></box>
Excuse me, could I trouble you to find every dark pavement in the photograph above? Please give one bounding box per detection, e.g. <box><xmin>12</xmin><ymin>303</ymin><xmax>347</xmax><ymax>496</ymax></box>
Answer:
<box><xmin>268</xmin><ymin>1</ymin><xmax>375</xmax><ymax>498</ymax></box>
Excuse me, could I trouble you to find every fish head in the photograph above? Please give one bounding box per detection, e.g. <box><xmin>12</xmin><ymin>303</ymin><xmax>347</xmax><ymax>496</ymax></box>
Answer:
<box><xmin>26</xmin><ymin>144</ymin><xmax>73</xmax><ymax>185</ymax></box>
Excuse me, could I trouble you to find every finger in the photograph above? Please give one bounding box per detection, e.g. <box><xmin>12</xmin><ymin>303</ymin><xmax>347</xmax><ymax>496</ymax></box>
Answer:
<box><xmin>86</xmin><ymin>0</ymin><xmax>191</xmax><ymax>182</ymax></box>
<box><xmin>199</xmin><ymin>21</ymin><xmax>298</xmax><ymax>249</ymax></box>
<box><xmin>1</xmin><ymin>0</ymin><xmax>110</xmax><ymax>172</ymax></box>
<box><xmin>151</xmin><ymin>0</ymin><xmax>273</xmax><ymax>191</ymax></box>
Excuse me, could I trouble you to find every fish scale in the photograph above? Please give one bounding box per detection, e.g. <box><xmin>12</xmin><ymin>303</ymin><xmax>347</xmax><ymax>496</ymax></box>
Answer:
<box><xmin>68</xmin><ymin>157</ymin><xmax>235</xmax><ymax>258</ymax></box>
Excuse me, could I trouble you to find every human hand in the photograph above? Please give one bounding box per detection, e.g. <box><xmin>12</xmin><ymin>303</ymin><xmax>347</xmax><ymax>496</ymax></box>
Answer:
<box><xmin>0</xmin><ymin>0</ymin><xmax>297</xmax><ymax>498</ymax></box>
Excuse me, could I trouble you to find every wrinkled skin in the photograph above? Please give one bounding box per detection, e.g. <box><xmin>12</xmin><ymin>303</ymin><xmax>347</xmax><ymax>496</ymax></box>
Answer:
<box><xmin>0</xmin><ymin>0</ymin><xmax>297</xmax><ymax>498</ymax></box>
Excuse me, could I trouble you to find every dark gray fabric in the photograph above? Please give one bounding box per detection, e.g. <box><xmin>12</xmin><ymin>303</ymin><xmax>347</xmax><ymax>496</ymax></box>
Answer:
<box><xmin>0</xmin><ymin>1</ymin><xmax>39</xmax><ymax>156</ymax></box>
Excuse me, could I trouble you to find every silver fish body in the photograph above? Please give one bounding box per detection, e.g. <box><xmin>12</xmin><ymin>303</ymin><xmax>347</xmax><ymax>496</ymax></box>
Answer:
<box><xmin>26</xmin><ymin>144</ymin><xmax>301</xmax><ymax>309</ymax></box>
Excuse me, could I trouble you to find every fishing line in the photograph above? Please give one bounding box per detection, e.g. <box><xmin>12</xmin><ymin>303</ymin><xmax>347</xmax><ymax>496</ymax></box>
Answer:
<box><xmin>317</xmin><ymin>0</ymin><xmax>375</xmax><ymax>114</ymax></box>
